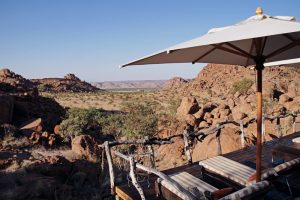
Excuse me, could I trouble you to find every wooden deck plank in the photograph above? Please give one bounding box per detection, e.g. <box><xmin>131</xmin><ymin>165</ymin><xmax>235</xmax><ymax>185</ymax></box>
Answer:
<box><xmin>115</xmin><ymin>132</ymin><xmax>300</xmax><ymax>200</ymax></box>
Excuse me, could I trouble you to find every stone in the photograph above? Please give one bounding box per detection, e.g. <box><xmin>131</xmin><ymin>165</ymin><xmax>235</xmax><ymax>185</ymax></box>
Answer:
<box><xmin>64</xmin><ymin>73</ymin><xmax>80</xmax><ymax>81</ymax></box>
<box><xmin>198</xmin><ymin>121</ymin><xmax>209</xmax><ymax>129</ymax></box>
<box><xmin>193</xmin><ymin>109</ymin><xmax>204</xmax><ymax>119</ymax></box>
<box><xmin>41</xmin><ymin>131</ymin><xmax>50</xmax><ymax>138</ymax></box>
<box><xmin>227</xmin><ymin>99</ymin><xmax>235</xmax><ymax>109</ymax></box>
<box><xmin>48</xmin><ymin>134</ymin><xmax>56</xmax><ymax>146</ymax></box>
<box><xmin>234</xmin><ymin>91</ymin><xmax>241</xmax><ymax>98</ymax></box>
<box><xmin>202</xmin><ymin>102</ymin><xmax>218</xmax><ymax>113</ymax></box>
<box><xmin>72</xmin><ymin>135</ymin><xmax>101</xmax><ymax>161</ymax></box>
<box><xmin>54</xmin><ymin>125</ymin><xmax>60</xmax><ymax>135</ymax></box>
<box><xmin>176</xmin><ymin>95</ymin><xmax>199</xmax><ymax>120</ymax></box>
<box><xmin>185</xmin><ymin>114</ymin><xmax>197</xmax><ymax>127</ymax></box>
<box><xmin>288</xmin><ymin>82</ymin><xmax>300</xmax><ymax>97</ymax></box>
<box><xmin>20</xmin><ymin>118</ymin><xmax>42</xmax><ymax>134</ymax></box>
<box><xmin>245</xmin><ymin>94</ymin><xmax>255</xmax><ymax>103</ymax></box>
<box><xmin>204</xmin><ymin>112</ymin><xmax>214</xmax><ymax>120</ymax></box>
<box><xmin>232</xmin><ymin>111</ymin><xmax>247</xmax><ymax>121</ymax></box>
<box><xmin>0</xmin><ymin>68</ymin><xmax>11</xmax><ymax>78</ymax></box>
<box><xmin>218</xmin><ymin>103</ymin><xmax>229</xmax><ymax>110</ymax></box>
<box><xmin>279</xmin><ymin>94</ymin><xmax>292</xmax><ymax>104</ymax></box>
<box><xmin>219</xmin><ymin>108</ymin><xmax>231</xmax><ymax>117</ymax></box>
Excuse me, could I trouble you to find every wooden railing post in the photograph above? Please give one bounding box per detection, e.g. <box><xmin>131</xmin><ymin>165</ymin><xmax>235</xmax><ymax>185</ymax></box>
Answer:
<box><xmin>239</xmin><ymin>120</ymin><xmax>245</xmax><ymax>148</ymax></box>
<box><xmin>276</xmin><ymin>116</ymin><xmax>282</xmax><ymax>138</ymax></box>
<box><xmin>147</xmin><ymin>145</ymin><xmax>155</xmax><ymax>168</ymax></box>
<box><xmin>183</xmin><ymin>130</ymin><xmax>192</xmax><ymax>164</ymax></box>
<box><xmin>104</xmin><ymin>141</ymin><xmax>115</xmax><ymax>195</ymax></box>
<box><xmin>113</xmin><ymin>150</ymin><xmax>195</xmax><ymax>200</ymax></box>
<box><xmin>292</xmin><ymin>114</ymin><xmax>296</xmax><ymax>133</ymax></box>
<box><xmin>216</xmin><ymin>124</ymin><xmax>222</xmax><ymax>155</ymax></box>
<box><xmin>129</xmin><ymin>156</ymin><xmax>146</xmax><ymax>200</ymax></box>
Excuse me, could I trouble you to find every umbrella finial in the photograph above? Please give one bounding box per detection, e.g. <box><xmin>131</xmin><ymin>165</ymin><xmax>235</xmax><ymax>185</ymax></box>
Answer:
<box><xmin>256</xmin><ymin>7</ymin><xmax>263</xmax><ymax>15</ymax></box>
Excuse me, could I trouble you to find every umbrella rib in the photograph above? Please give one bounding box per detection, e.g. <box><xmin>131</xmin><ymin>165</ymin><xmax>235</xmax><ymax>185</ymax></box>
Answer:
<box><xmin>266</xmin><ymin>39</ymin><xmax>300</xmax><ymax>59</ymax></box>
<box><xmin>192</xmin><ymin>46</ymin><xmax>217</xmax><ymax>64</ymax></box>
<box><xmin>224</xmin><ymin>42</ymin><xmax>253</xmax><ymax>58</ymax></box>
<box><xmin>212</xmin><ymin>44</ymin><xmax>250</xmax><ymax>58</ymax></box>
<box><xmin>283</xmin><ymin>34</ymin><xmax>296</xmax><ymax>42</ymax></box>
<box><xmin>259</xmin><ymin>37</ymin><xmax>268</xmax><ymax>56</ymax></box>
<box><xmin>253</xmin><ymin>38</ymin><xmax>263</xmax><ymax>56</ymax></box>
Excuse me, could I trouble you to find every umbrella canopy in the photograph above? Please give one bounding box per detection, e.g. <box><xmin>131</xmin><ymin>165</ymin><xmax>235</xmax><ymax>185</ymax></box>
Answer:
<box><xmin>121</xmin><ymin>8</ymin><xmax>300</xmax><ymax>182</ymax></box>
<box><xmin>265</xmin><ymin>58</ymin><xmax>300</xmax><ymax>67</ymax></box>
<box><xmin>121</xmin><ymin>9</ymin><xmax>300</xmax><ymax>68</ymax></box>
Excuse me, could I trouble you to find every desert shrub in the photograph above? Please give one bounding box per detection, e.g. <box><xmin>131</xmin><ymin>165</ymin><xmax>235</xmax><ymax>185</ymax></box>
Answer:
<box><xmin>232</xmin><ymin>78</ymin><xmax>254</xmax><ymax>95</ymax></box>
<box><xmin>60</xmin><ymin>108</ymin><xmax>104</xmax><ymax>141</ymax></box>
<box><xmin>120</xmin><ymin>101</ymin><xmax>158</xmax><ymax>138</ymax></box>
<box><xmin>165</xmin><ymin>97</ymin><xmax>181</xmax><ymax>116</ymax></box>
<box><xmin>98</xmin><ymin>113</ymin><xmax>123</xmax><ymax>137</ymax></box>
<box><xmin>37</xmin><ymin>83</ymin><xmax>50</xmax><ymax>92</ymax></box>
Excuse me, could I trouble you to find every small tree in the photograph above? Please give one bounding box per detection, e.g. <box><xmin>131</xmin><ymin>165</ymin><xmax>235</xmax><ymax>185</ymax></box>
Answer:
<box><xmin>121</xmin><ymin>101</ymin><xmax>158</xmax><ymax>138</ymax></box>
<box><xmin>232</xmin><ymin>78</ymin><xmax>254</xmax><ymax>95</ymax></box>
<box><xmin>60</xmin><ymin>108</ymin><xmax>103</xmax><ymax>142</ymax></box>
<box><xmin>37</xmin><ymin>83</ymin><xmax>50</xmax><ymax>92</ymax></box>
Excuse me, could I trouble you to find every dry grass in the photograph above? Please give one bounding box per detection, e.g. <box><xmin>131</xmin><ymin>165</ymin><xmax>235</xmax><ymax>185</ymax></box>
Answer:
<box><xmin>41</xmin><ymin>91</ymin><xmax>181</xmax><ymax>113</ymax></box>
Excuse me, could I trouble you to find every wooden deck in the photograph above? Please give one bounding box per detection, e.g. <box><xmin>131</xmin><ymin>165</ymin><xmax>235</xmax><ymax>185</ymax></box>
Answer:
<box><xmin>115</xmin><ymin>132</ymin><xmax>300</xmax><ymax>200</ymax></box>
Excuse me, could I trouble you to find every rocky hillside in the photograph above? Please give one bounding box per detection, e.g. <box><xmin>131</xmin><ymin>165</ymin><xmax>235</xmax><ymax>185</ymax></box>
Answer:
<box><xmin>161</xmin><ymin>77</ymin><xmax>189</xmax><ymax>90</ymax></box>
<box><xmin>32</xmin><ymin>73</ymin><xmax>100</xmax><ymax>93</ymax></box>
<box><xmin>176</xmin><ymin>64</ymin><xmax>300</xmax><ymax>99</ymax></box>
<box><xmin>0</xmin><ymin>68</ymin><xmax>38</xmax><ymax>95</ymax></box>
<box><xmin>92</xmin><ymin>80</ymin><xmax>165</xmax><ymax>90</ymax></box>
<box><xmin>0</xmin><ymin>68</ymin><xmax>65</xmax><ymax>130</ymax></box>
<box><xmin>156</xmin><ymin>64</ymin><xmax>300</xmax><ymax>169</ymax></box>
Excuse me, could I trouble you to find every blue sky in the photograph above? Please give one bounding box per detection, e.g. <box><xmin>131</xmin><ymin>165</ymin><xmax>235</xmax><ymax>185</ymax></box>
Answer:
<box><xmin>1</xmin><ymin>0</ymin><xmax>300</xmax><ymax>81</ymax></box>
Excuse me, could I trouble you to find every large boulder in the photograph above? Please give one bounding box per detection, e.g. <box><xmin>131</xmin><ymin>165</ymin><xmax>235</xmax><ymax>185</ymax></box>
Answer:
<box><xmin>185</xmin><ymin>114</ymin><xmax>197</xmax><ymax>127</ymax></box>
<box><xmin>72</xmin><ymin>135</ymin><xmax>101</xmax><ymax>162</ymax></box>
<box><xmin>64</xmin><ymin>73</ymin><xmax>81</xmax><ymax>81</ymax></box>
<box><xmin>176</xmin><ymin>95</ymin><xmax>199</xmax><ymax>121</ymax></box>
<box><xmin>288</xmin><ymin>82</ymin><xmax>300</xmax><ymax>97</ymax></box>
<box><xmin>279</xmin><ymin>94</ymin><xmax>292</xmax><ymax>104</ymax></box>
<box><xmin>232</xmin><ymin>111</ymin><xmax>247</xmax><ymax>121</ymax></box>
<box><xmin>19</xmin><ymin>118</ymin><xmax>42</xmax><ymax>135</ymax></box>
<box><xmin>0</xmin><ymin>95</ymin><xmax>14</xmax><ymax>124</ymax></box>
<box><xmin>202</xmin><ymin>102</ymin><xmax>218</xmax><ymax>113</ymax></box>
<box><xmin>192</xmin><ymin>127</ymin><xmax>241</xmax><ymax>161</ymax></box>
<box><xmin>193</xmin><ymin>109</ymin><xmax>205</xmax><ymax>119</ymax></box>
<box><xmin>0</xmin><ymin>69</ymin><xmax>11</xmax><ymax>78</ymax></box>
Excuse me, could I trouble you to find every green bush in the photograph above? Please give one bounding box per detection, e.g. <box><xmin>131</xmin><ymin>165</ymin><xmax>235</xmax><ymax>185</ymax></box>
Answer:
<box><xmin>120</xmin><ymin>101</ymin><xmax>158</xmax><ymax>138</ymax></box>
<box><xmin>60</xmin><ymin>102</ymin><xmax>158</xmax><ymax>141</ymax></box>
<box><xmin>232</xmin><ymin>78</ymin><xmax>254</xmax><ymax>95</ymax></box>
<box><xmin>37</xmin><ymin>83</ymin><xmax>50</xmax><ymax>92</ymax></box>
<box><xmin>98</xmin><ymin>113</ymin><xmax>123</xmax><ymax>137</ymax></box>
<box><xmin>60</xmin><ymin>108</ymin><xmax>104</xmax><ymax>141</ymax></box>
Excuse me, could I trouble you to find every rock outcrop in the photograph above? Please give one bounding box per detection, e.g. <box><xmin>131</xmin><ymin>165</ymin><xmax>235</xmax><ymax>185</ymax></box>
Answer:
<box><xmin>176</xmin><ymin>95</ymin><xmax>200</xmax><ymax>121</ymax></box>
<box><xmin>0</xmin><ymin>69</ymin><xmax>65</xmax><ymax>129</ymax></box>
<box><xmin>162</xmin><ymin>77</ymin><xmax>188</xmax><ymax>90</ymax></box>
<box><xmin>32</xmin><ymin>73</ymin><xmax>100</xmax><ymax>93</ymax></box>
<box><xmin>0</xmin><ymin>68</ymin><xmax>37</xmax><ymax>95</ymax></box>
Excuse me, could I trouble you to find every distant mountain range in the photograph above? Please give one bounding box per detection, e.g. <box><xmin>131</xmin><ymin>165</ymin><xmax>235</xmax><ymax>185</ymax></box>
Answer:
<box><xmin>91</xmin><ymin>80</ymin><xmax>166</xmax><ymax>90</ymax></box>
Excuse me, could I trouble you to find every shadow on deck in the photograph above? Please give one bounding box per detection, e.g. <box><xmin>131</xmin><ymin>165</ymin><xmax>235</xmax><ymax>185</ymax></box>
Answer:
<box><xmin>115</xmin><ymin>132</ymin><xmax>300</xmax><ymax>200</ymax></box>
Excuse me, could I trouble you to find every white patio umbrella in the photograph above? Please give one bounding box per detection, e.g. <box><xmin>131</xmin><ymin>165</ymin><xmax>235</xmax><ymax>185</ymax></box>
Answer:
<box><xmin>121</xmin><ymin>7</ymin><xmax>300</xmax><ymax>182</ymax></box>
<box><xmin>265</xmin><ymin>58</ymin><xmax>300</xmax><ymax>67</ymax></box>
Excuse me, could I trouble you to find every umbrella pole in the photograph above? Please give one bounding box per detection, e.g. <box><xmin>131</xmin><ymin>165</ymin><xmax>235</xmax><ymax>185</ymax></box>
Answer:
<box><xmin>255</xmin><ymin>61</ymin><xmax>264</xmax><ymax>182</ymax></box>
